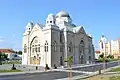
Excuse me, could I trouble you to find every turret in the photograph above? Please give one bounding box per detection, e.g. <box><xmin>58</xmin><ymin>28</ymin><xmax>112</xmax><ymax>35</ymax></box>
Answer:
<box><xmin>26</xmin><ymin>22</ymin><xmax>34</xmax><ymax>34</ymax></box>
<box><xmin>46</xmin><ymin>14</ymin><xmax>56</xmax><ymax>26</ymax></box>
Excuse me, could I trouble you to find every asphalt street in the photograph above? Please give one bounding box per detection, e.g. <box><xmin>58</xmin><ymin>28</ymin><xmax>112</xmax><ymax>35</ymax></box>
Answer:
<box><xmin>71</xmin><ymin>61</ymin><xmax>119</xmax><ymax>72</ymax></box>
<box><xmin>0</xmin><ymin>61</ymin><xmax>119</xmax><ymax>80</ymax></box>
<box><xmin>0</xmin><ymin>71</ymin><xmax>83</xmax><ymax>80</ymax></box>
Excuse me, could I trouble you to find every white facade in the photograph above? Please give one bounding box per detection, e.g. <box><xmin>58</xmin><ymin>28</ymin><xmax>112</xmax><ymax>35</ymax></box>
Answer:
<box><xmin>22</xmin><ymin>11</ymin><xmax>95</xmax><ymax>67</ymax></box>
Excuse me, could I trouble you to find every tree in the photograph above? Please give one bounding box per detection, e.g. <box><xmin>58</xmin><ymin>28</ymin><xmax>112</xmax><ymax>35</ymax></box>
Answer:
<box><xmin>16</xmin><ymin>51</ymin><xmax>22</xmax><ymax>55</ymax></box>
<box><xmin>99</xmin><ymin>53</ymin><xmax>104</xmax><ymax>58</ymax></box>
<box><xmin>0</xmin><ymin>52</ymin><xmax>2</xmax><ymax>65</ymax></box>
<box><xmin>64</xmin><ymin>56</ymin><xmax>73</xmax><ymax>80</ymax></box>
<box><xmin>2</xmin><ymin>54</ymin><xmax>8</xmax><ymax>59</ymax></box>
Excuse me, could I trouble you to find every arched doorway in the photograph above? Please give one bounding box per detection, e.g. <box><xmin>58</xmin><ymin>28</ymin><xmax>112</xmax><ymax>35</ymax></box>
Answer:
<box><xmin>30</xmin><ymin>36</ymin><xmax>41</xmax><ymax>65</ymax></box>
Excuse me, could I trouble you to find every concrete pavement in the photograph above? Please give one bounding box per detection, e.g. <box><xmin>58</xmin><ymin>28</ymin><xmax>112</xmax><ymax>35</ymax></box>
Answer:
<box><xmin>0</xmin><ymin>61</ymin><xmax>120</xmax><ymax>80</ymax></box>
<box><xmin>0</xmin><ymin>71</ymin><xmax>84</xmax><ymax>80</ymax></box>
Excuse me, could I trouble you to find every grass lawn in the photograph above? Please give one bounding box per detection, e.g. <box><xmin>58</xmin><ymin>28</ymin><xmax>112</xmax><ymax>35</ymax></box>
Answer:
<box><xmin>111</xmin><ymin>67</ymin><xmax>120</xmax><ymax>72</ymax></box>
<box><xmin>0</xmin><ymin>69</ymin><xmax>23</xmax><ymax>73</ymax></box>
<box><xmin>2</xmin><ymin>61</ymin><xmax>21</xmax><ymax>64</ymax></box>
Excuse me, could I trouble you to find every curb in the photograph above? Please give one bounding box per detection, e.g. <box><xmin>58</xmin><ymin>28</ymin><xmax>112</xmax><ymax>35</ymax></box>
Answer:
<box><xmin>0</xmin><ymin>70</ymin><xmax>53</xmax><ymax>77</ymax></box>
<box><xmin>78</xmin><ymin>65</ymin><xmax>120</xmax><ymax>80</ymax></box>
<box><xmin>55</xmin><ymin>65</ymin><xmax>120</xmax><ymax>80</ymax></box>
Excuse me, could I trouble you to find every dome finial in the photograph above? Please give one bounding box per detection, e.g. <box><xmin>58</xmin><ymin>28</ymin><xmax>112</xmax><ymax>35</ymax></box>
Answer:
<box><xmin>56</xmin><ymin>10</ymin><xmax>70</xmax><ymax>18</ymax></box>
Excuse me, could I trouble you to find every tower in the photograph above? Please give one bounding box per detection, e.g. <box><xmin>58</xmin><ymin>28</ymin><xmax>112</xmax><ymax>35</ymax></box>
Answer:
<box><xmin>26</xmin><ymin>22</ymin><xmax>34</xmax><ymax>34</ymax></box>
<box><xmin>22</xmin><ymin>22</ymin><xmax>34</xmax><ymax>65</ymax></box>
<box><xmin>46</xmin><ymin>14</ymin><xmax>56</xmax><ymax>26</ymax></box>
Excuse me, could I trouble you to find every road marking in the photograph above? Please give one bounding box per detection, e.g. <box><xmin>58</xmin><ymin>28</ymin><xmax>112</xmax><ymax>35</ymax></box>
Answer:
<box><xmin>53</xmin><ymin>69</ymin><xmax>93</xmax><ymax>74</ymax></box>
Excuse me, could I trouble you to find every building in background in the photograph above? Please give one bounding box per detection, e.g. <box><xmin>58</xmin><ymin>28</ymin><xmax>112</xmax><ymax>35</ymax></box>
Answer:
<box><xmin>99</xmin><ymin>35</ymin><xmax>120</xmax><ymax>59</ymax></box>
<box><xmin>95</xmin><ymin>50</ymin><xmax>100</xmax><ymax>59</ymax></box>
<box><xmin>0</xmin><ymin>49</ymin><xmax>22</xmax><ymax>60</ymax></box>
<box><xmin>22</xmin><ymin>11</ymin><xmax>95</xmax><ymax>67</ymax></box>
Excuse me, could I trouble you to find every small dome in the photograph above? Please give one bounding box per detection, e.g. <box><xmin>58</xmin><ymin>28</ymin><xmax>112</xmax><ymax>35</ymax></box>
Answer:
<box><xmin>56</xmin><ymin>11</ymin><xmax>70</xmax><ymax>18</ymax></box>
<box><xmin>26</xmin><ymin>22</ymin><xmax>34</xmax><ymax>28</ymax></box>
<box><xmin>47</xmin><ymin>13</ymin><xmax>55</xmax><ymax>18</ymax></box>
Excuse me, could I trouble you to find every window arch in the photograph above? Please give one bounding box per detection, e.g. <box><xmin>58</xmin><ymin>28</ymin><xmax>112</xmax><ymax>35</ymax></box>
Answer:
<box><xmin>79</xmin><ymin>40</ymin><xmax>84</xmax><ymax>53</ymax></box>
<box><xmin>32</xmin><ymin>45</ymin><xmax>34</xmax><ymax>53</ymax></box>
<box><xmin>45</xmin><ymin>41</ymin><xmax>48</xmax><ymax>52</ymax></box>
<box><xmin>38</xmin><ymin>44</ymin><xmax>40</xmax><ymax>52</ymax></box>
<box><xmin>24</xmin><ymin>44</ymin><xmax>27</xmax><ymax>53</ymax></box>
<box><xmin>30</xmin><ymin>37</ymin><xmax>40</xmax><ymax>55</ymax></box>
<box><xmin>89</xmin><ymin>44</ymin><xmax>91</xmax><ymax>54</ymax></box>
<box><xmin>60</xmin><ymin>44</ymin><xmax>64</xmax><ymax>52</ymax></box>
<box><xmin>68</xmin><ymin>42</ymin><xmax>73</xmax><ymax>52</ymax></box>
<box><xmin>53</xmin><ymin>41</ymin><xmax>57</xmax><ymax>52</ymax></box>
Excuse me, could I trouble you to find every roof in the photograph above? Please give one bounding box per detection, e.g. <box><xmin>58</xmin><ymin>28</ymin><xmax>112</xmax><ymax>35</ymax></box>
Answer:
<box><xmin>95</xmin><ymin>50</ymin><xmax>100</xmax><ymax>54</ymax></box>
<box><xmin>56</xmin><ymin>10</ymin><xmax>70</xmax><ymax>18</ymax></box>
<box><xmin>73</xmin><ymin>26</ymin><xmax>81</xmax><ymax>33</ymax></box>
<box><xmin>0</xmin><ymin>49</ymin><xmax>15</xmax><ymax>53</ymax></box>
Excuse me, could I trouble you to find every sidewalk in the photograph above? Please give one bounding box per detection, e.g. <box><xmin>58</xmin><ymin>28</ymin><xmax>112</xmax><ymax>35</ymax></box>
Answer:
<box><xmin>55</xmin><ymin>65</ymin><xmax>120</xmax><ymax>80</ymax></box>
<box><xmin>0</xmin><ymin>70</ymin><xmax>53</xmax><ymax>77</ymax></box>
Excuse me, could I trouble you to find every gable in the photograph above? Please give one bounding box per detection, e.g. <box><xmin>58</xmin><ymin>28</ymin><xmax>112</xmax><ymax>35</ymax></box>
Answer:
<box><xmin>78</xmin><ymin>26</ymin><xmax>86</xmax><ymax>34</ymax></box>
<box><xmin>73</xmin><ymin>26</ymin><xmax>86</xmax><ymax>34</ymax></box>
<box><xmin>30</xmin><ymin>23</ymin><xmax>43</xmax><ymax>36</ymax></box>
<box><xmin>32</xmin><ymin>23</ymin><xmax>42</xmax><ymax>32</ymax></box>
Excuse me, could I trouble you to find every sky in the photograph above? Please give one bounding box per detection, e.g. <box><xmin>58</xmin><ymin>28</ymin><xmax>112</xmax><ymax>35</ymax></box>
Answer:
<box><xmin>0</xmin><ymin>0</ymin><xmax>120</xmax><ymax>50</ymax></box>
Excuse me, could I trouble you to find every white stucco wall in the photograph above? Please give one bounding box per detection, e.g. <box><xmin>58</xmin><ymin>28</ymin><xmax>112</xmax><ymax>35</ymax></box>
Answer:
<box><xmin>22</xmin><ymin>11</ymin><xmax>95</xmax><ymax>67</ymax></box>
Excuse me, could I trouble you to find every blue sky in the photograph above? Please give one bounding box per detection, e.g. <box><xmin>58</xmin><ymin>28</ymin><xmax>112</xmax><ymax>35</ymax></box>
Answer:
<box><xmin>0</xmin><ymin>0</ymin><xmax>120</xmax><ymax>50</ymax></box>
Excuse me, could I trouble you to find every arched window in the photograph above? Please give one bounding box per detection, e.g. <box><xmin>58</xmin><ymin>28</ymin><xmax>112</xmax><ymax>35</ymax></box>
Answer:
<box><xmin>60</xmin><ymin>45</ymin><xmax>64</xmax><ymax>52</ymax></box>
<box><xmin>79</xmin><ymin>40</ymin><xmax>84</xmax><ymax>53</ymax></box>
<box><xmin>38</xmin><ymin>44</ymin><xmax>40</xmax><ymax>52</ymax></box>
<box><xmin>45</xmin><ymin>41</ymin><xmax>48</xmax><ymax>52</ymax></box>
<box><xmin>30</xmin><ymin>37</ymin><xmax>41</xmax><ymax>59</ymax></box>
<box><xmin>50</xmin><ymin>21</ymin><xmax>52</xmax><ymax>23</ymax></box>
<box><xmin>89</xmin><ymin>56</ymin><xmax>91</xmax><ymax>63</ymax></box>
<box><xmin>35</xmin><ymin>45</ymin><xmax>37</xmax><ymax>52</ymax></box>
<box><xmin>53</xmin><ymin>41</ymin><xmax>57</xmax><ymax>52</ymax></box>
<box><xmin>68</xmin><ymin>42</ymin><xmax>72</xmax><ymax>52</ymax></box>
<box><xmin>24</xmin><ymin>44</ymin><xmax>27</xmax><ymax>53</ymax></box>
<box><xmin>60</xmin><ymin>32</ymin><xmax>63</xmax><ymax>43</ymax></box>
<box><xmin>89</xmin><ymin>44</ymin><xmax>91</xmax><ymax>54</ymax></box>
<box><xmin>32</xmin><ymin>45</ymin><xmax>34</xmax><ymax>53</ymax></box>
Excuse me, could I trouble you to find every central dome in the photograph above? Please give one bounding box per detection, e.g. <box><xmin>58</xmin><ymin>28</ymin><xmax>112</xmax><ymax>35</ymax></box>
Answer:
<box><xmin>56</xmin><ymin>11</ymin><xmax>70</xmax><ymax>18</ymax></box>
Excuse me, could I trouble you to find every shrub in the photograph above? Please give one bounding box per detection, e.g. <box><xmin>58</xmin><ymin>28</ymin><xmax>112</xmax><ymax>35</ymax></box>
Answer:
<box><xmin>45</xmin><ymin>64</ymin><xmax>50</xmax><ymax>70</ymax></box>
<box><xmin>11</xmin><ymin>64</ymin><xmax>16</xmax><ymax>70</ymax></box>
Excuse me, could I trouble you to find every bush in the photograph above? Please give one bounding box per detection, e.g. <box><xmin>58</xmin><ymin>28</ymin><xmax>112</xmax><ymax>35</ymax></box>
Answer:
<box><xmin>0</xmin><ymin>62</ymin><xmax>2</xmax><ymax>65</ymax></box>
<box><xmin>99</xmin><ymin>53</ymin><xmax>104</xmax><ymax>59</ymax></box>
<box><xmin>107</xmin><ymin>55</ymin><xmax>114</xmax><ymax>59</ymax></box>
<box><xmin>45</xmin><ymin>64</ymin><xmax>50</xmax><ymax>70</ymax></box>
<box><xmin>11</xmin><ymin>64</ymin><xmax>16</xmax><ymax>70</ymax></box>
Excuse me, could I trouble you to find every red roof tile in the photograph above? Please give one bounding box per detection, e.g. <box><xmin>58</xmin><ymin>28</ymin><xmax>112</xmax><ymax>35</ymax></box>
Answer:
<box><xmin>95</xmin><ymin>50</ymin><xmax>100</xmax><ymax>54</ymax></box>
<box><xmin>0</xmin><ymin>49</ymin><xmax>15</xmax><ymax>53</ymax></box>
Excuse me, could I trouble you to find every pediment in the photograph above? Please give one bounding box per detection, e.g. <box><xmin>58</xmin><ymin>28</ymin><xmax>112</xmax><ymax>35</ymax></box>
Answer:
<box><xmin>78</xmin><ymin>26</ymin><xmax>86</xmax><ymax>34</ymax></box>
<box><xmin>30</xmin><ymin>23</ymin><xmax>43</xmax><ymax>36</ymax></box>
<box><xmin>32</xmin><ymin>23</ymin><xmax>42</xmax><ymax>32</ymax></box>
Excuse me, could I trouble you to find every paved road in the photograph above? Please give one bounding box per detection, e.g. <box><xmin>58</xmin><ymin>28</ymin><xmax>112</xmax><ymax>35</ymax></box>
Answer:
<box><xmin>71</xmin><ymin>61</ymin><xmax>120</xmax><ymax>72</ymax></box>
<box><xmin>0</xmin><ymin>61</ymin><xmax>120</xmax><ymax>80</ymax></box>
<box><xmin>0</xmin><ymin>71</ymin><xmax>83</xmax><ymax>80</ymax></box>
